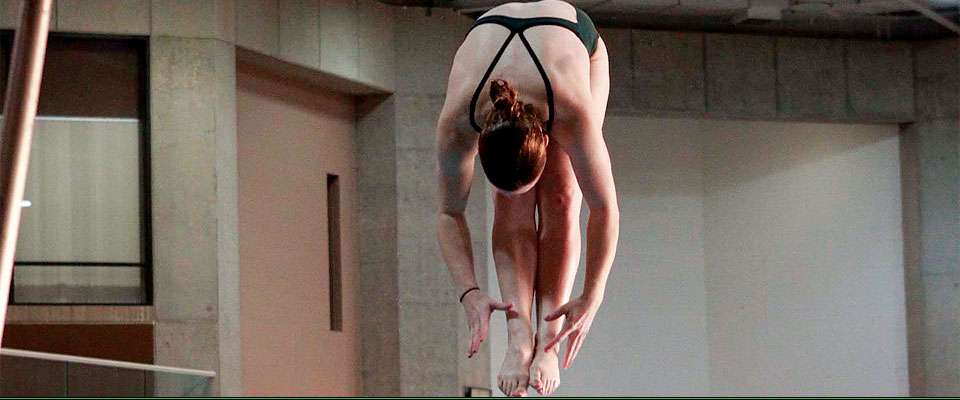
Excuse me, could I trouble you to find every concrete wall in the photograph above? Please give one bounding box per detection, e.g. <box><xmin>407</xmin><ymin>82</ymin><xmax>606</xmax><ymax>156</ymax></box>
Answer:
<box><xmin>234</xmin><ymin>0</ymin><xmax>395</xmax><ymax>92</ymax></box>
<box><xmin>0</xmin><ymin>0</ymin><xmax>394</xmax><ymax>93</ymax></box>
<box><xmin>355</xmin><ymin>7</ymin><xmax>490</xmax><ymax>397</ymax></box>
<box><xmin>703</xmin><ymin>120</ymin><xmax>907</xmax><ymax>396</ymax></box>
<box><xmin>602</xmin><ymin>28</ymin><xmax>914</xmax><ymax>124</ymax></box>
<box><xmin>393</xmin><ymin>8</ymin><xmax>491</xmax><ymax>397</ymax></box>
<box><xmin>237</xmin><ymin>64</ymin><xmax>361</xmax><ymax>395</ymax></box>
<box><xmin>356</xmin><ymin>95</ymin><xmax>401</xmax><ymax>396</ymax></box>
<box><xmin>148</xmin><ymin>35</ymin><xmax>239</xmax><ymax>396</ymax></box>
<box><xmin>902</xmin><ymin>37</ymin><xmax>960</xmax><ymax>396</ymax></box>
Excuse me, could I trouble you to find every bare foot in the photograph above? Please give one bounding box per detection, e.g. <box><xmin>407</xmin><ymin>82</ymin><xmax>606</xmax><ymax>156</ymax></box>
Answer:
<box><xmin>498</xmin><ymin>344</ymin><xmax>533</xmax><ymax>397</ymax></box>
<box><xmin>529</xmin><ymin>338</ymin><xmax>561</xmax><ymax>395</ymax></box>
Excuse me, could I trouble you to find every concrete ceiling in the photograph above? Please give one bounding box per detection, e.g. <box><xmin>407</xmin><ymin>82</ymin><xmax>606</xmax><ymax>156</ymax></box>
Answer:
<box><xmin>379</xmin><ymin>0</ymin><xmax>960</xmax><ymax>39</ymax></box>
<box><xmin>442</xmin><ymin>0</ymin><xmax>954</xmax><ymax>16</ymax></box>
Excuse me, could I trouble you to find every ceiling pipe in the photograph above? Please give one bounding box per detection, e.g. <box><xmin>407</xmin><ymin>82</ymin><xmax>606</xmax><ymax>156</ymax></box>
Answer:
<box><xmin>732</xmin><ymin>0</ymin><xmax>789</xmax><ymax>25</ymax></box>
<box><xmin>457</xmin><ymin>6</ymin><xmax>495</xmax><ymax>14</ymax></box>
<box><xmin>897</xmin><ymin>0</ymin><xmax>960</xmax><ymax>34</ymax></box>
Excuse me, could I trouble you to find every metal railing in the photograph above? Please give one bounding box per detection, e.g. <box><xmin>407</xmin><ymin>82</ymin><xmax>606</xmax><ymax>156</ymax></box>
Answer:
<box><xmin>0</xmin><ymin>348</ymin><xmax>215</xmax><ymax>396</ymax></box>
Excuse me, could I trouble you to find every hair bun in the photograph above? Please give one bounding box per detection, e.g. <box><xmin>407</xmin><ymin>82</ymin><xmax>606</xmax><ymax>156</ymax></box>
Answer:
<box><xmin>493</xmin><ymin>97</ymin><xmax>513</xmax><ymax>111</ymax></box>
<box><xmin>489</xmin><ymin>79</ymin><xmax>517</xmax><ymax>111</ymax></box>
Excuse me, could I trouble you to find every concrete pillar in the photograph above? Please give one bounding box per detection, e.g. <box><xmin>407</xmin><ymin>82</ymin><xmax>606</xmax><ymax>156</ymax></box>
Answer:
<box><xmin>393</xmin><ymin>8</ymin><xmax>487</xmax><ymax>396</ymax></box>
<box><xmin>357</xmin><ymin>94</ymin><xmax>401</xmax><ymax>396</ymax></box>
<box><xmin>149</xmin><ymin>32</ymin><xmax>241</xmax><ymax>396</ymax></box>
<box><xmin>902</xmin><ymin>37</ymin><xmax>960</xmax><ymax>396</ymax></box>
<box><xmin>355</xmin><ymin>6</ymin><xmax>488</xmax><ymax>397</ymax></box>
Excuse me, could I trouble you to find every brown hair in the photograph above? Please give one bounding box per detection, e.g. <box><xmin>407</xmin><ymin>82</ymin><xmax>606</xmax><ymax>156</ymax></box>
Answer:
<box><xmin>477</xmin><ymin>79</ymin><xmax>548</xmax><ymax>192</ymax></box>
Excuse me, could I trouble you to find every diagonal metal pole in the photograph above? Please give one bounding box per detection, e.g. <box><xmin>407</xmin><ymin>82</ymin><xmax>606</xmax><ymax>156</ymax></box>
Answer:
<box><xmin>0</xmin><ymin>0</ymin><xmax>52</xmax><ymax>348</ymax></box>
<box><xmin>897</xmin><ymin>0</ymin><xmax>960</xmax><ymax>35</ymax></box>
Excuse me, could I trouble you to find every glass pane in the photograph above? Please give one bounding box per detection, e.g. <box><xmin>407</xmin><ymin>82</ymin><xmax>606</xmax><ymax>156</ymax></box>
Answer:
<box><xmin>16</xmin><ymin>117</ymin><xmax>141</xmax><ymax>263</ymax></box>
<box><xmin>12</xmin><ymin>266</ymin><xmax>144</xmax><ymax>304</ymax></box>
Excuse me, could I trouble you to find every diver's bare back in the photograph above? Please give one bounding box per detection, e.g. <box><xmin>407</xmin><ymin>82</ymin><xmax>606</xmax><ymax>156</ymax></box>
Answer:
<box><xmin>444</xmin><ymin>0</ymin><xmax>592</xmax><ymax>135</ymax></box>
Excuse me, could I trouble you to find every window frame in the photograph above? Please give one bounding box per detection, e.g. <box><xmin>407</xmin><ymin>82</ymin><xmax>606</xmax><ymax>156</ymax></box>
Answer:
<box><xmin>3</xmin><ymin>32</ymin><xmax>153</xmax><ymax>306</ymax></box>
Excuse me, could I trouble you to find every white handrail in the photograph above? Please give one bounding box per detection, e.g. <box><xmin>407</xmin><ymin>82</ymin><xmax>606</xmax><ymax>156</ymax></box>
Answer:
<box><xmin>34</xmin><ymin>115</ymin><xmax>140</xmax><ymax>123</ymax></box>
<box><xmin>0</xmin><ymin>348</ymin><xmax>217</xmax><ymax>378</ymax></box>
<box><xmin>0</xmin><ymin>116</ymin><xmax>140</xmax><ymax>123</ymax></box>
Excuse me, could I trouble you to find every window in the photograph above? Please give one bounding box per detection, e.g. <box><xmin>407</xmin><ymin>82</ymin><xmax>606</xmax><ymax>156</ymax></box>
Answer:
<box><xmin>4</xmin><ymin>33</ymin><xmax>150</xmax><ymax>305</ymax></box>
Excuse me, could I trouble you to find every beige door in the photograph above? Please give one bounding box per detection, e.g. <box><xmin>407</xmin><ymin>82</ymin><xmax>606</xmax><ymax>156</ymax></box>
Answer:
<box><xmin>237</xmin><ymin>62</ymin><xmax>360</xmax><ymax>396</ymax></box>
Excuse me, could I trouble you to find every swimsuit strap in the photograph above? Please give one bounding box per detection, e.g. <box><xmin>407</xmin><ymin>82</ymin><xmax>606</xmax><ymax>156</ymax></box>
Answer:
<box><xmin>517</xmin><ymin>31</ymin><xmax>554</xmax><ymax>134</ymax></box>
<box><xmin>468</xmin><ymin>17</ymin><xmax>567</xmax><ymax>133</ymax></box>
<box><xmin>469</xmin><ymin>29</ymin><xmax>517</xmax><ymax>133</ymax></box>
<box><xmin>467</xmin><ymin>30</ymin><xmax>555</xmax><ymax>133</ymax></box>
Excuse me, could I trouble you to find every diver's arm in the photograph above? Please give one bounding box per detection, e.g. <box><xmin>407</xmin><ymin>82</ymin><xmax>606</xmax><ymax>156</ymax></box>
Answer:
<box><xmin>435</xmin><ymin>110</ymin><xmax>513</xmax><ymax>358</ymax></box>
<box><xmin>542</xmin><ymin>88</ymin><xmax>620</xmax><ymax>368</ymax></box>
<box><xmin>435</xmin><ymin>117</ymin><xmax>481</xmax><ymax>296</ymax></box>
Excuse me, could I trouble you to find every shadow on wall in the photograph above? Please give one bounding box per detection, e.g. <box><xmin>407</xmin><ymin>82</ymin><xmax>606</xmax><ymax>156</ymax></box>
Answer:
<box><xmin>237</xmin><ymin>62</ymin><xmax>356</xmax><ymax>122</ymax></box>
<box><xmin>609</xmin><ymin>117</ymin><xmax>900</xmax><ymax>198</ymax></box>
<box><xmin>700</xmin><ymin>119</ymin><xmax>900</xmax><ymax>191</ymax></box>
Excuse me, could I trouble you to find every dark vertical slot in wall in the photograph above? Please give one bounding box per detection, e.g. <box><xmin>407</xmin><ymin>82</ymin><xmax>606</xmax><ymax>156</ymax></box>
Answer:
<box><xmin>327</xmin><ymin>174</ymin><xmax>342</xmax><ymax>332</ymax></box>
<box><xmin>1</xmin><ymin>31</ymin><xmax>9</xmax><ymax>104</ymax></box>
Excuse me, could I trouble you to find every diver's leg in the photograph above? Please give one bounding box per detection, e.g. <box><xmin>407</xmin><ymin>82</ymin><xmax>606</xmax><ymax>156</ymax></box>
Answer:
<box><xmin>493</xmin><ymin>188</ymin><xmax>538</xmax><ymax>397</ymax></box>
<box><xmin>529</xmin><ymin>141</ymin><xmax>584</xmax><ymax>395</ymax></box>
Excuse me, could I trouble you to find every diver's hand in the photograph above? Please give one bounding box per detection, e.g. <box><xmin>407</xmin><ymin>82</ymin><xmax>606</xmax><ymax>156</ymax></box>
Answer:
<box><xmin>542</xmin><ymin>295</ymin><xmax>600</xmax><ymax>369</ymax></box>
<box><xmin>462</xmin><ymin>290</ymin><xmax>513</xmax><ymax>358</ymax></box>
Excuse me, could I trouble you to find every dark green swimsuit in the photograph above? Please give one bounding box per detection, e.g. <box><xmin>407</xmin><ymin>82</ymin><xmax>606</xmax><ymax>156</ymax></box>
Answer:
<box><xmin>467</xmin><ymin>7</ymin><xmax>600</xmax><ymax>134</ymax></box>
